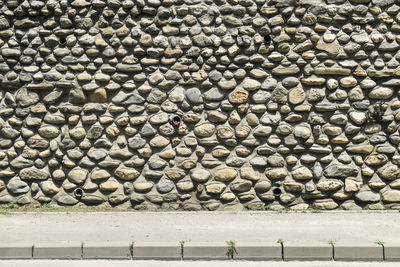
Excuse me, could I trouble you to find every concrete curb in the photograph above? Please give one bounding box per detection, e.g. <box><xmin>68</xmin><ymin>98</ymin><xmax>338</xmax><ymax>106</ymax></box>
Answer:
<box><xmin>383</xmin><ymin>243</ymin><xmax>400</xmax><ymax>262</ymax></box>
<box><xmin>183</xmin><ymin>242</ymin><xmax>228</xmax><ymax>260</ymax></box>
<box><xmin>0</xmin><ymin>241</ymin><xmax>392</xmax><ymax>261</ymax></box>
<box><xmin>283</xmin><ymin>242</ymin><xmax>333</xmax><ymax>261</ymax></box>
<box><xmin>333</xmin><ymin>242</ymin><xmax>384</xmax><ymax>261</ymax></box>
<box><xmin>33</xmin><ymin>243</ymin><xmax>82</xmax><ymax>259</ymax></box>
<box><xmin>82</xmin><ymin>242</ymin><xmax>132</xmax><ymax>259</ymax></box>
<box><xmin>132</xmin><ymin>242</ymin><xmax>181</xmax><ymax>260</ymax></box>
<box><xmin>0</xmin><ymin>243</ymin><xmax>32</xmax><ymax>259</ymax></box>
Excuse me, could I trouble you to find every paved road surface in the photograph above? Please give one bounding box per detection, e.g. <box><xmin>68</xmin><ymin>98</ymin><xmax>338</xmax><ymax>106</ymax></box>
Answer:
<box><xmin>1</xmin><ymin>211</ymin><xmax>399</xmax><ymax>244</ymax></box>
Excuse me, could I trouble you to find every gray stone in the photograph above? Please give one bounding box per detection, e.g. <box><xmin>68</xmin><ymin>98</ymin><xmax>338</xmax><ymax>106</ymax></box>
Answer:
<box><xmin>186</xmin><ymin>88</ymin><xmax>203</xmax><ymax>104</ymax></box>
<box><xmin>20</xmin><ymin>168</ymin><xmax>49</xmax><ymax>180</ymax></box>
<box><xmin>7</xmin><ymin>178</ymin><xmax>29</xmax><ymax>194</ymax></box>
<box><xmin>323</xmin><ymin>165</ymin><xmax>359</xmax><ymax>178</ymax></box>
<box><xmin>282</xmin><ymin>77</ymin><xmax>299</xmax><ymax>88</ymax></box>
<box><xmin>156</xmin><ymin>179</ymin><xmax>174</xmax><ymax>193</ymax></box>
<box><xmin>355</xmin><ymin>191</ymin><xmax>380</xmax><ymax>202</ymax></box>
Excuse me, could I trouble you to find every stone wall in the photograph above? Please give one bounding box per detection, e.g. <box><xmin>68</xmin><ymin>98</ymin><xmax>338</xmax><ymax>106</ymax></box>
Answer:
<box><xmin>0</xmin><ymin>0</ymin><xmax>400</xmax><ymax>210</ymax></box>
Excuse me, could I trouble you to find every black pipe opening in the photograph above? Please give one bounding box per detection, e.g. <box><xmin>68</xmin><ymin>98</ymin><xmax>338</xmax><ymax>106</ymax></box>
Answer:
<box><xmin>264</xmin><ymin>35</ymin><xmax>271</xmax><ymax>43</ymax></box>
<box><xmin>59</xmin><ymin>37</ymin><xmax>66</xmax><ymax>45</ymax></box>
<box><xmin>172</xmin><ymin>116</ymin><xmax>181</xmax><ymax>127</ymax></box>
<box><xmin>74</xmin><ymin>188</ymin><xmax>83</xmax><ymax>199</ymax></box>
<box><xmin>273</xmin><ymin>187</ymin><xmax>282</xmax><ymax>197</ymax></box>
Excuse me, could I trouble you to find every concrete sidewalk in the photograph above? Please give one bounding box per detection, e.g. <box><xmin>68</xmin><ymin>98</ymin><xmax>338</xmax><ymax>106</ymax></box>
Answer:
<box><xmin>0</xmin><ymin>211</ymin><xmax>399</xmax><ymax>261</ymax></box>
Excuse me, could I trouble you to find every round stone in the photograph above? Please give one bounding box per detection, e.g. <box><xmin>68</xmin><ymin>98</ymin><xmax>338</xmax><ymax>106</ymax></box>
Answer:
<box><xmin>288</xmin><ymin>87</ymin><xmax>305</xmax><ymax>105</ymax></box>
<box><xmin>292</xmin><ymin>167</ymin><xmax>313</xmax><ymax>180</ymax></box>
<box><xmin>340</xmin><ymin>77</ymin><xmax>358</xmax><ymax>88</ymax></box>
<box><xmin>282</xmin><ymin>77</ymin><xmax>299</xmax><ymax>88</ymax></box>
<box><xmin>194</xmin><ymin>123</ymin><xmax>215</xmax><ymax>137</ymax></box>
<box><xmin>190</xmin><ymin>169</ymin><xmax>211</xmax><ymax>183</ymax></box>
<box><xmin>214</xmin><ymin>168</ymin><xmax>237</xmax><ymax>182</ymax></box>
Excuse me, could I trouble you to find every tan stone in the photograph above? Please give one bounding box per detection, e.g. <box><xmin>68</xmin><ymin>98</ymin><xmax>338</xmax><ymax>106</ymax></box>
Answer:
<box><xmin>176</xmin><ymin>181</ymin><xmax>194</xmax><ymax>191</ymax></box>
<box><xmin>166</xmin><ymin>169</ymin><xmax>185</xmax><ymax>181</ymax></box>
<box><xmin>345</xmin><ymin>178</ymin><xmax>362</xmax><ymax>193</ymax></box>
<box><xmin>313</xmin><ymin>201</ymin><xmax>338</xmax><ymax>210</ymax></box>
<box><xmin>214</xmin><ymin>168</ymin><xmax>237</xmax><ymax>182</ymax></box>
<box><xmin>378</xmin><ymin>164</ymin><xmax>400</xmax><ymax>180</ymax></box>
<box><xmin>332</xmin><ymin>191</ymin><xmax>353</xmax><ymax>201</ymax></box>
<box><xmin>316</xmin><ymin>43</ymin><xmax>340</xmax><ymax>53</ymax></box>
<box><xmin>90</xmin><ymin>169</ymin><xmax>110</xmax><ymax>181</ymax></box>
<box><xmin>365</xmin><ymin>154</ymin><xmax>388</xmax><ymax>166</ymax></box>
<box><xmin>235</xmin><ymin>125</ymin><xmax>251</xmax><ymax>138</ymax></box>
<box><xmin>283</xmin><ymin>182</ymin><xmax>303</xmax><ymax>192</ymax></box>
<box><xmin>134</xmin><ymin>182</ymin><xmax>154</xmax><ymax>192</ymax></box>
<box><xmin>317</xmin><ymin>180</ymin><xmax>343</xmax><ymax>191</ymax></box>
<box><xmin>229</xmin><ymin>89</ymin><xmax>249</xmax><ymax>104</ymax></box>
<box><xmin>288</xmin><ymin>87</ymin><xmax>305</xmax><ymax>105</ymax></box>
<box><xmin>68</xmin><ymin>169</ymin><xmax>88</xmax><ymax>184</ymax></box>
<box><xmin>89</xmin><ymin>88</ymin><xmax>107</xmax><ymax>103</ymax></box>
<box><xmin>216</xmin><ymin>126</ymin><xmax>234</xmax><ymax>139</ymax></box>
<box><xmin>150</xmin><ymin>136</ymin><xmax>169</xmax><ymax>148</ymax></box>
<box><xmin>190</xmin><ymin>169</ymin><xmax>211</xmax><ymax>183</ymax></box>
<box><xmin>220</xmin><ymin>192</ymin><xmax>236</xmax><ymax>202</ymax></box>
<box><xmin>100</xmin><ymin>180</ymin><xmax>119</xmax><ymax>192</ymax></box>
<box><xmin>240</xmin><ymin>167</ymin><xmax>261</xmax><ymax>181</ymax></box>
<box><xmin>194</xmin><ymin>123</ymin><xmax>215</xmax><ymax>137</ymax></box>
<box><xmin>265</xmin><ymin>168</ymin><xmax>287</xmax><ymax>179</ymax></box>
<box><xmin>212</xmin><ymin>148</ymin><xmax>230</xmax><ymax>158</ymax></box>
<box><xmin>114</xmin><ymin>168</ymin><xmax>140</xmax><ymax>181</ymax></box>
<box><xmin>292</xmin><ymin>167</ymin><xmax>313</xmax><ymax>180</ymax></box>
<box><xmin>205</xmin><ymin>182</ymin><xmax>226</xmax><ymax>194</ymax></box>
<box><xmin>40</xmin><ymin>181</ymin><xmax>59</xmax><ymax>195</ymax></box>
<box><xmin>340</xmin><ymin>77</ymin><xmax>358</xmax><ymax>88</ymax></box>
<box><xmin>159</xmin><ymin>149</ymin><xmax>176</xmax><ymax>159</ymax></box>
<box><xmin>382</xmin><ymin>190</ymin><xmax>400</xmax><ymax>202</ymax></box>
<box><xmin>346</xmin><ymin>145</ymin><xmax>373</xmax><ymax>154</ymax></box>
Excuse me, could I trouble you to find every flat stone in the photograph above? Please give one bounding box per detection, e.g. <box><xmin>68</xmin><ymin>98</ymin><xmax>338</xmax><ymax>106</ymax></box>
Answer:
<box><xmin>190</xmin><ymin>169</ymin><xmax>211</xmax><ymax>183</ymax></box>
<box><xmin>316</xmin><ymin>43</ymin><xmax>340</xmax><ymax>53</ymax></box>
<box><xmin>365</xmin><ymin>154</ymin><xmax>387</xmax><ymax>166</ymax></box>
<box><xmin>323</xmin><ymin>165</ymin><xmax>358</xmax><ymax>178</ymax></box>
<box><xmin>68</xmin><ymin>169</ymin><xmax>88</xmax><ymax>184</ymax></box>
<box><xmin>314</xmin><ymin>68</ymin><xmax>351</xmax><ymax>75</ymax></box>
<box><xmin>382</xmin><ymin>190</ymin><xmax>400</xmax><ymax>202</ymax></box>
<box><xmin>242</xmin><ymin>78</ymin><xmax>261</xmax><ymax>91</ymax></box>
<box><xmin>369</xmin><ymin>87</ymin><xmax>393</xmax><ymax>100</ymax></box>
<box><xmin>194</xmin><ymin>123</ymin><xmax>215</xmax><ymax>137</ymax></box>
<box><xmin>205</xmin><ymin>182</ymin><xmax>226</xmax><ymax>194</ymax></box>
<box><xmin>346</xmin><ymin>145</ymin><xmax>374</xmax><ymax>154</ymax></box>
<box><xmin>292</xmin><ymin>167</ymin><xmax>313</xmax><ymax>180</ymax></box>
<box><xmin>114</xmin><ymin>168</ymin><xmax>140</xmax><ymax>181</ymax></box>
<box><xmin>355</xmin><ymin>191</ymin><xmax>380</xmax><ymax>202</ymax></box>
<box><xmin>272</xmin><ymin>66</ymin><xmax>300</xmax><ymax>76</ymax></box>
<box><xmin>240</xmin><ymin>167</ymin><xmax>261</xmax><ymax>181</ymax></box>
<box><xmin>214</xmin><ymin>168</ymin><xmax>237</xmax><ymax>182</ymax></box>
<box><xmin>20</xmin><ymin>168</ymin><xmax>49</xmax><ymax>180</ymax></box>
<box><xmin>317</xmin><ymin>180</ymin><xmax>343</xmax><ymax>191</ymax></box>
<box><xmin>265</xmin><ymin>168</ymin><xmax>287</xmax><ymax>179</ymax></box>
<box><xmin>340</xmin><ymin>77</ymin><xmax>357</xmax><ymax>88</ymax></box>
